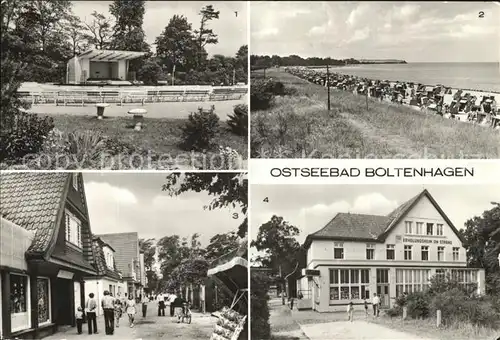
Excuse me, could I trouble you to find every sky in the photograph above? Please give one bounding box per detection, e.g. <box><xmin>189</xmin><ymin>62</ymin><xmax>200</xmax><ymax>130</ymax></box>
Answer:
<box><xmin>71</xmin><ymin>1</ymin><xmax>247</xmax><ymax>57</ymax></box>
<box><xmin>82</xmin><ymin>173</ymin><xmax>241</xmax><ymax>247</ymax></box>
<box><xmin>250</xmin><ymin>1</ymin><xmax>500</xmax><ymax>62</ymax></box>
<box><xmin>250</xmin><ymin>184</ymin><xmax>500</xmax><ymax>247</ymax></box>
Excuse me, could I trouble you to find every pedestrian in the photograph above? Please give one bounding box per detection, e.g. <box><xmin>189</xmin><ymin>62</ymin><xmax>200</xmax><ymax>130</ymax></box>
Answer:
<box><xmin>114</xmin><ymin>293</ymin><xmax>123</xmax><ymax>328</ymax></box>
<box><xmin>168</xmin><ymin>292</ymin><xmax>177</xmax><ymax>317</ymax></box>
<box><xmin>377</xmin><ymin>294</ymin><xmax>381</xmax><ymax>317</ymax></box>
<box><xmin>173</xmin><ymin>295</ymin><xmax>187</xmax><ymax>323</ymax></box>
<box><xmin>76</xmin><ymin>307</ymin><xmax>84</xmax><ymax>334</ymax></box>
<box><xmin>102</xmin><ymin>290</ymin><xmax>115</xmax><ymax>335</ymax></box>
<box><xmin>142</xmin><ymin>294</ymin><xmax>150</xmax><ymax>317</ymax></box>
<box><xmin>158</xmin><ymin>296</ymin><xmax>166</xmax><ymax>316</ymax></box>
<box><xmin>347</xmin><ymin>302</ymin><xmax>354</xmax><ymax>322</ymax></box>
<box><xmin>289</xmin><ymin>297</ymin><xmax>294</xmax><ymax>310</ymax></box>
<box><xmin>85</xmin><ymin>293</ymin><xmax>98</xmax><ymax>335</ymax></box>
<box><xmin>372</xmin><ymin>293</ymin><xmax>379</xmax><ymax>317</ymax></box>
<box><xmin>364</xmin><ymin>298</ymin><xmax>368</xmax><ymax>317</ymax></box>
<box><xmin>126</xmin><ymin>294</ymin><xmax>137</xmax><ymax>327</ymax></box>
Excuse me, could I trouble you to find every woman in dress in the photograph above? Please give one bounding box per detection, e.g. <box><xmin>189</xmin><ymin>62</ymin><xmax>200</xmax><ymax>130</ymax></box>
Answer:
<box><xmin>114</xmin><ymin>294</ymin><xmax>123</xmax><ymax>327</ymax></box>
<box><xmin>126</xmin><ymin>295</ymin><xmax>137</xmax><ymax>327</ymax></box>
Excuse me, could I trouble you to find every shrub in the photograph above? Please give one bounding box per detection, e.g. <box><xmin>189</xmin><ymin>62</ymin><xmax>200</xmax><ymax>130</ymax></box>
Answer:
<box><xmin>181</xmin><ymin>105</ymin><xmax>220</xmax><ymax>151</ymax></box>
<box><xmin>251</xmin><ymin>79</ymin><xmax>275</xmax><ymax>110</ymax></box>
<box><xmin>386</xmin><ymin>306</ymin><xmax>402</xmax><ymax>318</ymax></box>
<box><xmin>251</xmin><ymin>270</ymin><xmax>271</xmax><ymax>340</ymax></box>
<box><xmin>137</xmin><ymin>59</ymin><xmax>165</xmax><ymax>85</ymax></box>
<box><xmin>405</xmin><ymin>292</ymin><xmax>430</xmax><ymax>319</ymax></box>
<box><xmin>227</xmin><ymin>104</ymin><xmax>248</xmax><ymax>136</ymax></box>
<box><xmin>430</xmin><ymin>288</ymin><xmax>500</xmax><ymax>329</ymax></box>
<box><xmin>0</xmin><ymin>113</ymin><xmax>54</xmax><ymax>162</ymax></box>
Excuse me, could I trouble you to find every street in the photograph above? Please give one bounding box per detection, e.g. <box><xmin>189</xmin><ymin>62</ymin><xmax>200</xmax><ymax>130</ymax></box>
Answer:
<box><xmin>268</xmin><ymin>298</ymin><xmax>434</xmax><ymax>340</ymax></box>
<box><xmin>43</xmin><ymin>302</ymin><xmax>214</xmax><ymax>340</ymax></box>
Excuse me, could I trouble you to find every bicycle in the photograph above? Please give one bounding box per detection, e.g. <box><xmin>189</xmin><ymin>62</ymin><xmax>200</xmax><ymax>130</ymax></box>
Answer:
<box><xmin>178</xmin><ymin>302</ymin><xmax>192</xmax><ymax>324</ymax></box>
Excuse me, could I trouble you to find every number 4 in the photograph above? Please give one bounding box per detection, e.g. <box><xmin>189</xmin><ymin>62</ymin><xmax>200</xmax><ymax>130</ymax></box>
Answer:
<box><xmin>478</xmin><ymin>11</ymin><xmax>484</xmax><ymax>18</ymax></box>
<box><xmin>263</xmin><ymin>197</ymin><xmax>269</xmax><ymax>203</ymax></box>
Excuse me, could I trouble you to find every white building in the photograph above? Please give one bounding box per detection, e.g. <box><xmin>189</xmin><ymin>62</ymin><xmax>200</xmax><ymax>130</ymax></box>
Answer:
<box><xmin>66</xmin><ymin>49</ymin><xmax>146</xmax><ymax>84</ymax></box>
<box><xmin>298</xmin><ymin>189</ymin><xmax>486</xmax><ymax>312</ymax></box>
<box><xmin>84</xmin><ymin>237</ymin><xmax>126</xmax><ymax>316</ymax></box>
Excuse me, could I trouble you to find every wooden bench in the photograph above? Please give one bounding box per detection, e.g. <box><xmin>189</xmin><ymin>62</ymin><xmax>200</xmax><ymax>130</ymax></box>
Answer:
<box><xmin>210</xmin><ymin>88</ymin><xmax>234</xmax><ymax>101</ymax></box>
<box><xmin>119</xmin><ymin>91</ymin><xmax>147</xmax><ymax>106</ymax></box>
<box><xmin>56</xmin><ymin>91</ymin><xmax>86</xmax><ymax>106</ymax></box>
<box><xmin>156</xmin><ymin>90</ymin><xmax>185</xmax><ymax>102</ymax></box>
<box><xmin>184</xmin><ymin>89</ymin><xmax>210</xmax><ymax>101</ymax></box>
<box><xmin>100</xmin><ymin>91</ymin><xmax>120</xmax><ymax>103</ymax></box>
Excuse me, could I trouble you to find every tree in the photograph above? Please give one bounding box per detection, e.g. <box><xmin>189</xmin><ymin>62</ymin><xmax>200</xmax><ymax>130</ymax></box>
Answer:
<box><xmin>136</xmin><ymin>58</ymin><xmax>163</xmax><ymax>85</ymax></box>
<box><xmin>251</xmin><ymin>215</ymin><xmax>302</xmax><ymax>303</ymax></box>
<box><xmin>109</xmin><ymin>0</ymin><xmax>150</xmax><ymax>74</ymax></box>
<box><xmin>194</xmin><ymin>5</ymin><xmax>220</xmax><ymax>68</ymax></box>
<box><xmin>205</xmin><ymin>231</ymin><xmax>240</xmax><ymax>262</ymax></box>
<box><xmin>65</xmin><ymin>14</ymin><xmax>86</xmax><ymax>56</ymax></box>
<box><xmin>460</xmin><ymin>202</ymin><xmax>500</xmax><ymax>295</ymax></box>
<box><xmin>82</xmin><ymin>11</ymin><xmax>113</xmax><ymax>50</ymax></box>
<box><xmin>109</xmin><ymin>0</ymin><xmax>149</xmax><ymax>52</ymax></box>
<box><xmin>155</xmin><ymin>15</ymin><xmax>197</xmax><ymax>72</ymax></box>
<box><xmin>162</xmin><ymin>173</ymin><xmax>248</xmax><ymax>237</ymax></box>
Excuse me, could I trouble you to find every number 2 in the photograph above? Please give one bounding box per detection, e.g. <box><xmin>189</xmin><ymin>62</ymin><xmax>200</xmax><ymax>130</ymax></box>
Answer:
<box><xmin>478</xmin><ymin>11</ymin><xmax>484</xmax><ymax>18</ymax></box>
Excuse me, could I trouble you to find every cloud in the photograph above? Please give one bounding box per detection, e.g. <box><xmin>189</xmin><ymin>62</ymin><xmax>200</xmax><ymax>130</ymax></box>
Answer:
<box><xmin>346</xmin><ymin>27</ymin><xmax>371</xmax><ymax>43</ymax></box>
<box><xmin>346</xmin><ymin>3</ymin><xmax>371</xmax><ymax>27</ymax></box>
<box><xmin>85</xmin><ymin>182</ymin><xmax>138</xmax><ymax>205</ymax></box>
<box><xmin>252</xmin><ymin>27</ymin><xmax>279</xmax><ymax>38</ymax></box>
<box><xmin>308</xmin><ymin>20</ymin><xmax>332</xmax><ymax>36</ymax></box>
<box><xmin>394</xmin><ymin>4</ymin><xmax>420</xmax><ymax>19</ymax></box>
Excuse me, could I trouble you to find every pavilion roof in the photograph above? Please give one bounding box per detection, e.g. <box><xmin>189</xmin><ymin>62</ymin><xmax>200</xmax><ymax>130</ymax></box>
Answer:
<box><xmin>77</xmin><ymin>49</ymin><xmax>146</xmax><ymax>62</ymax></box>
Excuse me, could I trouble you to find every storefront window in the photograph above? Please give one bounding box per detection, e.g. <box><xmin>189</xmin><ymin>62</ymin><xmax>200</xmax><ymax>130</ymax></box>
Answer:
<box><xmin>10</xmin><ymin>274</ymin><xmax>28</xmax><ymax>314</ymax></box>
<box><xmin>329</xmin><ymin>269</ymin><xmax>370</xmax><ymax>303</ymax></box>
<box><xmin>37</xmin><ymin>278</ymin><xmax>50</xmax><ymax>324</ymax></box>
<box><xmin>395</xmin><ymin>269</ymin><xmax>431</xmax><ymax>297</ymax></box>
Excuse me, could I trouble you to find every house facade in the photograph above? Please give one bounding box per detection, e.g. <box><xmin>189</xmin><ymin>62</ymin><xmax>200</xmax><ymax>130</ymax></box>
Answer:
<box><xmin>97</xmin><ymin>232</ymin><xmax>145</xmax><ymax>300</ymax></box>
<box><xmin>0</xmin><ymin>173</ymin><xmax>97</xmax><ymax>339</ymax></box>
<box><xmin>298</xmin><ymin>189</ymin><xmax>486</xmax><ymax>312</ymax></box>
<box><xmin>84</xmin><ymin>237</ymin><xmax>127</xmax><ymax>316</ymax></box>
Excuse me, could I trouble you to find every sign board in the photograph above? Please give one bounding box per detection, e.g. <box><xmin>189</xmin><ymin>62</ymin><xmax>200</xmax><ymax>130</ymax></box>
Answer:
<box><xmin>57</xmin><ymin>270</ymin><xmax>74</xmax><ymax>280</ymax></box>
<box><xmin>302</xmin><ymin>269</ymin><xmax>320</xmax><ymax>277</ymax></box>
<box><xmin>403</xmin><ymin>237</ymin><xmax>452</xmax><ymax>245</ymax></box>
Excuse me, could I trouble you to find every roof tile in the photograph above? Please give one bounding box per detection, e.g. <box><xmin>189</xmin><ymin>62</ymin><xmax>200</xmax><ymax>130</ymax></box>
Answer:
<box><xmin>0</xmin><ymin>173</ymin><xmax>69</xmax><ymax>254</ymax></box>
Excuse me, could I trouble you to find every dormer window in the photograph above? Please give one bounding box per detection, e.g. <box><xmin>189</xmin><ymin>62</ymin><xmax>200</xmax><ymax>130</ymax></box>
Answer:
<box><xmin>72</xmin><ymin>174</ymin><xmax>79</xmax><ymax>191</ymax></box>
<box><xmin>65</xmin><ymin>209</ymin><xmax>82</xmax><ymax>248</ymax></box>
<box><xmin>103</xmin><ymin>246</ymin><xmax>114</xmax><ymax>269</ymax></box>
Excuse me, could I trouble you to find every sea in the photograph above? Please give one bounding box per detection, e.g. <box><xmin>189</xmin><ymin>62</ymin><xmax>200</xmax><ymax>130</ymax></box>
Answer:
<box><xmin>326</xmin><ymin>62</ymin><xmax>500</xmax><ymax>93</ymax></box>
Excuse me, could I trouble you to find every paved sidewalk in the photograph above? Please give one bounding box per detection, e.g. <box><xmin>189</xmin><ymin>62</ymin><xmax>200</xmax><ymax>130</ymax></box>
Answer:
<box><xmin>27</xmin><ymin>98</ymin><xmax>246</xmax><ymax>120</ymax></box>
<box><xmin>299</xmin><ymin>320</ymin><xmax>436</xmax><ymax>340</ymax></box>
<box><xmin>43</xmin><ymin>303</ymin><xmax>215</xmax><ymax>340</ymax></box>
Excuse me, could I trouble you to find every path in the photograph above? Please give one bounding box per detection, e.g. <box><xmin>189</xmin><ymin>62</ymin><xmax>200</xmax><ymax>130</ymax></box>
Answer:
<box><xmin>299</xmin><ymin>320</ymin><xmax>435</xmax><ymax>340</ymax></box>
<box><xmin>43</xmin><ymin>302</ymin><xmax>214</xmax><ymax>340</ymax></box>
<box><xmin>26</xmin><ymin>98</ymin><xmax>246</xmax><ymax>120</ymax></box>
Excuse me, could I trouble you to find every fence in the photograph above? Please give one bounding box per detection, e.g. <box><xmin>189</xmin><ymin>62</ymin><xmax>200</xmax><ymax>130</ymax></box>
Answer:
<box><xmin>17</xmin><ymin>86</ymin><xmax>248</xmax><ymax>106</ymax></box>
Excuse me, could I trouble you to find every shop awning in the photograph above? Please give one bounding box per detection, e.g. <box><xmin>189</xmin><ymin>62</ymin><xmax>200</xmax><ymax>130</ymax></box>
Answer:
<box><xmin>77</xmin><ymin>49</ymin><xmax>147</xmax><ymax>62</ymax></box>
<box><xmin>0</xmin><ymin>217</ymin><xmax>34</xmax><ymax>270</ymax></box>
<box><xmin>207</xmin><ymin>239</ymin><xmax>248</xmax><ymax>293</ymax></box>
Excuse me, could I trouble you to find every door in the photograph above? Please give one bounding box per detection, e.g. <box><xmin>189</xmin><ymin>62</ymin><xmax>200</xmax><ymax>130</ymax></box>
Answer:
<box><xmin>74</xmin><ymin>281</ymin><xmax>81</xmax><ymax>314</ymax></box>
<box><xmin>54</xmin><ymin>279</ymin><xmax>73</xmax><ymax>325</ymax></box>
<box><xmin>376</xmin><ymin>269</ymin><xmax>390</xmax><ymax>308</ymax></box>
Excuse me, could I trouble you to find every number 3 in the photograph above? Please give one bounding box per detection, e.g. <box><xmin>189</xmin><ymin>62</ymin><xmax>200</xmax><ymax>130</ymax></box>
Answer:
<box><xmin>478</xmin><ymin>11</ymin><xmax>484</xmax><ymax>18</ymax></box>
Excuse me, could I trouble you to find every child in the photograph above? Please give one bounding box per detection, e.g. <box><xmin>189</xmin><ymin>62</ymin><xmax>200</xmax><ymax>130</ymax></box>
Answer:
<box><xmin>126</xmin><ymin>295</ymin><xmax>137</xmax><ymax>327</ymax></box>
<box><xmin>364</xmin><ymin>299</ymin><xmax>368</xmax><ymax>317</ymax></box>
<box><xmin>346</xmin><ymin>302</ymin><xmax>354</xmax><ymax>322</ymax></box>
<box><xmin>76</xmin><ymin>307</ymin><xmax>83</xmax><ymax>334</ymax></box>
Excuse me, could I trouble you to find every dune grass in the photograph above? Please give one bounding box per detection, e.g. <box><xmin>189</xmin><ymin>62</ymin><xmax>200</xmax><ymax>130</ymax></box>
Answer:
<box><xmin>251</xmin><ymin>68</ymin><xmax>500</xmax><ymax>159</ymax></box>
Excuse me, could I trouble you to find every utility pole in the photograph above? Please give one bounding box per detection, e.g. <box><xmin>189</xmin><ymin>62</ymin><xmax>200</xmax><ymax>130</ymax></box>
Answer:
<box><xmin>233</xmin><ymin>68</ymin><xmax>236</xmax><ymax>85</ymax></box>
<box><xmin>326</xmin><ymin>64</ymin><xmax>331</xmax><ymax>111</ymax></box>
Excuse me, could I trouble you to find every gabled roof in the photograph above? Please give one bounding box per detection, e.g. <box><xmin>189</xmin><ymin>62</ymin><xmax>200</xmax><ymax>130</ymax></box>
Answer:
<box><xmin>98</xmin><ymin>232</ymin><xmax>139</xmax><ymax>279</ymax></box>
<box><xmin>304</xmin><ymin>189</ymin><xmax>465</xmax><ymax>248</ymax></box>
<box><xmin>91</xmin><ymin>236</ymin><xmax>122</xmax><ymax>281</ymax></box>
<box><xmin>77</xmin><ymin>49</ymin><xmax>146</xmax><ymax>62</ymax></box>
<box><xmin>0</xmin><ymin>173</ymin><xmax>69</xmax><ymax>256</ymax></box>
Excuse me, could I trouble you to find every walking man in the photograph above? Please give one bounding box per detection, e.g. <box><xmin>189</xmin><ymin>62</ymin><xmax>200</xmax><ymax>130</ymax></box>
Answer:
<box><xmin>372</xmin><ymin>293</ymin><xmax>380</xmax><ymax>317</ymax></box>
<box><xmin>142</xmin><ymin>294</ymin><xmax>150</xmax><ymax>317</ymax></box>
<box><xmin>102</xmin><ymin>290</ymin><xmax>115</xmax><ymax>335</ymax></box>
<box><xmin>85</xmin><ymin>293</ymin><xmax>98</xmax><ymax>334</ymax></box>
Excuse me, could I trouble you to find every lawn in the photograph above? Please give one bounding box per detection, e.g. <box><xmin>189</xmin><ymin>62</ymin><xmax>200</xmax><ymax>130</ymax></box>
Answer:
<box><xmin>369</xmin><ymin>314</ymin><xmax>499</xmax><ymax>340</ymax></box>
<box><xmin>251</xmin><ymin>68</ymin><xmax>500</xmax><ymax>159</ymax></box>
<box><xmin>2</xmin><ymin>113</ymin><xmax>247</xmax><ymax>170</ymax></box>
